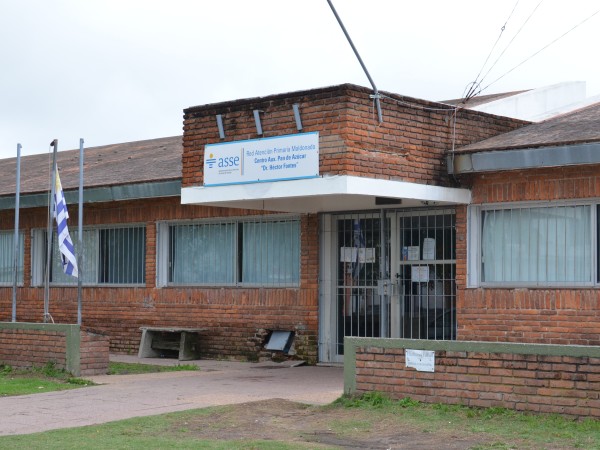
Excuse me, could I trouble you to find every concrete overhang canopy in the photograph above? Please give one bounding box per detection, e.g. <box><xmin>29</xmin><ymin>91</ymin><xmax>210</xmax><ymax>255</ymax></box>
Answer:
<box><xmin>180</xmin><ymin>175</ymin><xmax>471</xmax><ymax>213</ymax></box>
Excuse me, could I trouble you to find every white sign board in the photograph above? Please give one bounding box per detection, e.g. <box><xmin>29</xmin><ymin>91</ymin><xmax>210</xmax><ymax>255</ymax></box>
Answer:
<box><xmin>406</xmin><ymin>349</ymin><xmax>435</xmax><ymax>372</ymax></box>
<box><xmin>204</xmin><ymin>132</ymin><xmax>319</xmax><ymax>186</ymax></box>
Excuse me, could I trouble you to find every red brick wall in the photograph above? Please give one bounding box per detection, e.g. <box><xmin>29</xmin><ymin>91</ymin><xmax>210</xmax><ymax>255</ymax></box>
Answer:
<box><xmin>80</xmin><ymin>330</ymin><xmax>110</xmax><ymax>376</ymax></box>
<box><xmin>353</xmin><ymin>343</ymin><xmax>600</xmax><ymax>418</ymax></box>
<box><xmin>0</xmin><ymin>326</ymin><xmax>107</xmax><ymax>376</ymax></box>
<box><xmin>457</xmin><ymin>165</ymin><xmax>600</xmax><ymax>345</ymax></box>
<box><xmin>182</xmin><ymin>84</ymin><xmax>526</xmax><ymax>189</ymax></box>
<box><xmin>468</xmin><ymin>165</ymin><xmax>600</xmax><ymax>204</ymax></box>
<box><xmin>0</xmin><ymin>328</ymin><xmax>67</xmax><ymax>370</ymax></box>
<box><xmin>0</xmin><ymin>197</ymin><xmax>320</xmax><ymax>362</ymax></box>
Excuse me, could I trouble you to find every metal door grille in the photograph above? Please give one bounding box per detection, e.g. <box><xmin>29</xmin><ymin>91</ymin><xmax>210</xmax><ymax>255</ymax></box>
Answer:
<box><xmin>397</xmin><ymin>210</ymin><xmax>456</xmax><ymax>340</ymax></box>
<box><xmin>335</xmin><ymin>213</ymin><xmax>390</xmax><ymax>354</ymax></box>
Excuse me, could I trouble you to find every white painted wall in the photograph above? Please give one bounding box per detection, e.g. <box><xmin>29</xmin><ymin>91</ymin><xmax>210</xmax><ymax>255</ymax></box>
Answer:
<box><xmin>471</xmin><ymin>81</ymin><xmax>600</xmax><ymax>122</ymax></box>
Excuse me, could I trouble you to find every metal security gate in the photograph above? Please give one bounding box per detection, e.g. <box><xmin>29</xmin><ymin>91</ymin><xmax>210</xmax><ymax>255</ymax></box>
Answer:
<box><xmin>395</xmin><ymin>210</ymin><xmax>456</xmax><ymax>341</ymax></box>
<box><xmin>334</xmin><ymin>212</ymin><xmax>390</xmax><ymax>355</ymax></box>
<box><xmin>325</xmin><ymin>208</ymin><xmax>457</xmax><ymax>361</ymax></box>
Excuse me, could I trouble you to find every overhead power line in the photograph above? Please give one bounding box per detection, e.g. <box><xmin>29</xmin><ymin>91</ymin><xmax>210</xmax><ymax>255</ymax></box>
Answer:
<box><xmin>479</xmin><ymin>6</ymin><xmax>600</xmax><ymax>95</ymax></box>
<box><xmin>463</xmin><ymin>0</ymin><xmax>522</xmax><ymax>100</ymax></box>
<box><xmin>473</xmin><ymin>0</ymin><xmax>545</xmax><ymax>97</ymax></box>
<box><xmin>464</xmin><ymin>0</ymin><xmax>545</xmax><ymax>103</ymax></box>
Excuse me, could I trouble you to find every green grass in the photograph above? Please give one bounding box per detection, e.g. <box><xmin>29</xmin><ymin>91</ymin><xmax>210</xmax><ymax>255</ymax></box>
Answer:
<box><xmin>0</xmin><ymin>409</ymin><xmax>320</xmax><ymax>450</ymax></box>
<box><xmin>0</xmin><ymin>363</ymin><xmax>93</xmax><ymax>397</ymax></box>
<box><xmin>332</xmin><ymin>392</ymin><xmax>600</xmax><ymax>449</ymax></box>
<box><xmin>107</xmin><ymin>362</ymin><xmax>199</xmax><ymax>375</ymax></box>
<box><xmin>0</xmin><ymin>392</ymin><xmax>598</xmax><ymax>449</ymax></box>
<box><xmin>0</xmin><ymin>361</ymin><xmax>198</xmax><ymax>397</ymax></box>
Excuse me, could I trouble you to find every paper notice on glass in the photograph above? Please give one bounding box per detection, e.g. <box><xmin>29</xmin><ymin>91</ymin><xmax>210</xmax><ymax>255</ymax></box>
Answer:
<box><xmin>411</xmin><ymin>265</ymin><xmax>429</xmax><ymax>282</ymax></box>
<box><xmin>406</xmin><ymin>349</ymin><xmax>435</xmax><ymax>372</ymax></box>
<box><xmin>340</xmin><ymin>247</ymin><xmax>376</xmax><ymax>263</ymax></box>
<box><xmin>407</xmin><ymin>246</ymin><xmax>420</xmax><ymax>261</ymax></box>
<box><xmin>423</xmin><ymin>238</ymin><xmax>435</xmax><ymax>260</ymax></box>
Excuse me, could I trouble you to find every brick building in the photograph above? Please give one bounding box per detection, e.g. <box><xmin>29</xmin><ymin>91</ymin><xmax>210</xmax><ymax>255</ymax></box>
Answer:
<box><xmin>450</xmin><ymin>102</ymin><xmax>600</xmax><ymax>346</ymax></box>
<box><xmin>0</xmin><ymin>83</ymin><xmax>557</xmax><ymax>364</ymax></box>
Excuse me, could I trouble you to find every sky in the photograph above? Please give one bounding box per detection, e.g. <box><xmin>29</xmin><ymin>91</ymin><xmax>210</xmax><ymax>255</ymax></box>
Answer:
<box><xmin>1</xmin><ymin>0</ymin><xmax>599</xmax><ymax>159</ymax></box>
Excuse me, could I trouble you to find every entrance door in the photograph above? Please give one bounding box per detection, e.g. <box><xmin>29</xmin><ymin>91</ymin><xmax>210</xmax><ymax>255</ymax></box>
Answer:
<box><xmin>333</xmin><ymin>213</ymin><xmax>390</xmax><ymax>356</ymax></box>
<box><xmin>393</xmin><ymin>210</ymin><xmax>457</xmax><ymax>340</ymax></box>
<box><xmin>320</xmin><ymin>209</ymin><xmax>457</xmax><ymax>363</ymax></box>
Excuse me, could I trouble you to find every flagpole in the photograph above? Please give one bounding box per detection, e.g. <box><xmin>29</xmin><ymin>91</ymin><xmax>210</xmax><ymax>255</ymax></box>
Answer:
<box><xmin>12</xmin><ymin>143</ymin><xmax>22</xmax><ymax>322</ymax></box>
<box><xmin>44</xmin><ymin>140</ymin><xmax>58</xmax><ymax>323</ymax></box>
<box><xmin>77</xmin><ymin>138</ymin><xmax>84</xmax><ymax>325</ymax></box>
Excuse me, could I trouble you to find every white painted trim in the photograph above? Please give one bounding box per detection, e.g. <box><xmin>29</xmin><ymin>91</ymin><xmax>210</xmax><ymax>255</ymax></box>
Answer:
<box><xmin>31</xmin><ymin>229</ymin><xmax>45</xmax><ymax>287</ymax></box>
<box><xmin>318</xmin><ymin>214</ymin><xmax>335</xmax><ymax>363</ymax></box>
<box><xmin>466</xmin><ymin>205</ymin><xmax>481</xmax><ymax>288</ymax></box>
<box><xmin>155</xmin><ymin>222</ymin><xmax>169</xmax><ymax>288</ymax></box>
<box><xmin>181</xmin><ymin>175</ymin><xmax>471</xmax><ymax>213</ymax></box>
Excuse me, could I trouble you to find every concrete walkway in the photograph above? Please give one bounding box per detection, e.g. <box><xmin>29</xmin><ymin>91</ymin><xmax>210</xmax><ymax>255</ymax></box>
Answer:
<box><xmin>1</xmin><ymin>355</ymin><xmax>343</xmax><ymax>436</ymax></box>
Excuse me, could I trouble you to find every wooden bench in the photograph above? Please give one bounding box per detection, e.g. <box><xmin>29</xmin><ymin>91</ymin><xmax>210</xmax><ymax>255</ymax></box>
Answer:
<box><xmin>138</xmin><ymin>327</ymin><xmax>205</xmax><ymax>361</ymax></box>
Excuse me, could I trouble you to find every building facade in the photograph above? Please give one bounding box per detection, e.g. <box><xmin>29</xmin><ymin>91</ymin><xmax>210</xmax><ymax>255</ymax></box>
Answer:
<box><xmin>451</xmin><ymin>102</ymin><xmax>600</xmax><ymax>346</ymax></box>
<box><xmin>178</xmin><ymin>83</ymin><xmax>525</xmax><ymax>363</ymax></box>
<box><xmin>1</xmin><ymin>83</ymin><xmax>541</xmax><ymax>363</ymax></box>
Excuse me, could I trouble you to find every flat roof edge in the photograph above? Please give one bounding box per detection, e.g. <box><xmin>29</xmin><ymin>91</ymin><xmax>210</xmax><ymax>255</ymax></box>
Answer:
<box><xmin>448</xmin><ymin>142</ymin><xmax>600</xmax><ymax>174</ymax></box>
<box><xmin>0</xmin><ymin>180</ymin><xmax>181</xmax><ymax>210</ymax></box>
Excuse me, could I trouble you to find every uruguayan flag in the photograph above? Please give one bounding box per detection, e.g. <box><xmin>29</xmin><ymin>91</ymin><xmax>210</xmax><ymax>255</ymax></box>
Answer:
<box><xmin>54</xmin><ymin>170</ymin><xmax>78</xmax><ymax>277</ymax></box>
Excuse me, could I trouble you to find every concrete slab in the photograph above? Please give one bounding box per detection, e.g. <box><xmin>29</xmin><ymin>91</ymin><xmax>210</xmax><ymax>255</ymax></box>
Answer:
<box><xmin>0</xmin><ymin>355</ymin><xmax>343</xmax><ymax>436</ymax></box>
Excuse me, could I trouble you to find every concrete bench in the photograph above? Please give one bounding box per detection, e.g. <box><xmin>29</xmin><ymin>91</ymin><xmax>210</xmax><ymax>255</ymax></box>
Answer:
<box><xmin>138</xmin><ymin>327</ymin><xmax>205</xmax><ymax>361</ymax></box>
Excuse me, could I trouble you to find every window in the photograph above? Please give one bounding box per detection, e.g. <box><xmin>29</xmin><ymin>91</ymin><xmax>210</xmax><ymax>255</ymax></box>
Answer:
<box><xmin>241</xmin><ymin>220</ymin><xmax>300</xmax><ymax>285</ymax></box>
<box><xmin>33</xmin><ymin>225</ymin><xmax>146</xmax><ymax>285</ymax></box>
<box><xmin>0</xmin><ymin>231</ymin><xmax>24</xmax><ymax>285</ymax></box>
<box><xmin>169</xmin><ymin>222</ymin><xmax>236</xmax><ymax>284</ymax></box>
<box><xmin>470</xmin><ymin>203</ymin><xmax>594</xmax><ymax>286</ymax></box>
<box><xmin>160</xmin><ymin>217</ymin><xmax>300</xmax><ymax>287</ymax></box>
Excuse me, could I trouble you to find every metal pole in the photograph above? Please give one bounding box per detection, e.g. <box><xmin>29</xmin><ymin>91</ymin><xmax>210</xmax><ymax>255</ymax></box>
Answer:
<box><xmin>44</xmin><ymin>140</ymin><xmax>58</xmax><ymax>323</ymax></box>
<box><xmin>77</xmin><ymin>138</ymin><xmax>84</xmax><ymax>325</ymax></box>
<box><xmin>326</xmin><ymin>0</ymin><xmax>383</xmax><ymax>123</ymax></box>
<box><xmin>12</xmin><ymin>144</ymin><xmax>22</xmax><ymax>322</ymax></box>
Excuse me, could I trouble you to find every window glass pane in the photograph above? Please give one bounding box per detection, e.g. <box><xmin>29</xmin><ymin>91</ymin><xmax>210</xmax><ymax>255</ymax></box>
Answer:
<box><xmin>51</xmin><ymin>229</ymin><xmax>98</xmax><ymax>284</ymax></box>
<box><xmin>0</xmin><ymin>231</ymin><xmax>23</xmax><ymax>284</ymax></box>
<box><xmin>168</xmin><ymin>223</ymin><xmax>235</xmax><ymax>284</ymax></box>
<box><xmin>482</xmin><ymin>205</ymin><xmax>591</xmax><ymax>284</ymax></box>
<box><xmin>99</xmin><ymin>227</ymin><xmax>146</xmax><ymax>284</ymax></box>
<box><xmin>242</xmin><ymin>220</ymin><xmax>300</xmax><ymax>285</ymax></box>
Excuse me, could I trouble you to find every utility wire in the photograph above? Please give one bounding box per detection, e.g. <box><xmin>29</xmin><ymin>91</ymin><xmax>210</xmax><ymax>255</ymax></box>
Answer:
<box><xmin>464</xmin><ymin>0</ymin><xmax>521</xmax><ymax>101</ymax></box>
<box><xmin>465</xmin><ymin>0</ymin><xmax>544</xmax><ymax>103</ymax></box>
<box><xmin>479</xmin><ymin>6</ymin><xmax>600</xmax><ymax>95</ymax></box>
<box><xmin>473</xmin><ymin>0</ymin><xmax>545</xmax><ymax>97</ymax></box>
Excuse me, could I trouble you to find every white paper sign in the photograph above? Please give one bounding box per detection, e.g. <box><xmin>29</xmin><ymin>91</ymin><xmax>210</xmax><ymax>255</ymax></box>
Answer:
<box><xmin>406</xmin><ymin>246</ymin><xmax>420</xmax><ymax>261</ymax></box>
<box><xmin>411</xmin><ymin>265</ymin><xmax>429</xmax><ymax>282</ymax></box>
<box><xmin>204</xmin><ymin>132</ymin><xmax>319</xmax><ymax>186</ymax></box>
<box><xmin>423</xmin><ymin>238</ymin><xmax>436</xmax><ymax>260</ymax></box>
<box><xmin>340</xmin><ymin>247</ymin><xmax>376</xmax><ymax>263</ymax></box>
<box><xmin>406</xmin><ymin>349</ymin><xmax>435</xmax><ymax>372</ymax></box>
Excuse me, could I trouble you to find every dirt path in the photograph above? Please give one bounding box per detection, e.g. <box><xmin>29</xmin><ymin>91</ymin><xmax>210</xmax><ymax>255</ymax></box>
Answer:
<box><xmin>170</xmin><ymin>398</ymin><xmax>497</xmax><ymax>449</ymax></box>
